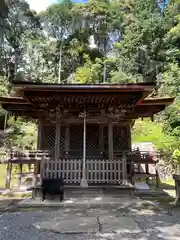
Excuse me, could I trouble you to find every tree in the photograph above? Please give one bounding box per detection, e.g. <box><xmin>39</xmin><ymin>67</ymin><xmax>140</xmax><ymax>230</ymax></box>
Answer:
<box><xmin>1</xmin><ymin>0</ymin><xmax>41</xmax><ymax>82</ymax></box>
<box><xmin>112</xmin><ymin>0</ymin><xmax>179</xmax><ymax>84</ymax></box>
<box><xmin>41</xmin><ymin>1</ymin><xmax>74</xmax><ymax>83</ymax></box>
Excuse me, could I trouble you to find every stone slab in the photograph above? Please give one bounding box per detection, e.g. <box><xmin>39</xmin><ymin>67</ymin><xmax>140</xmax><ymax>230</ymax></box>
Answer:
<box><xmin>86</xmin><ymin>208</ymin><xmax>112</xmax><ymax>217</ymax></box>
<box><xmin>33</xmin><ymin>217</ymin><xmax>99</xmax><ymax>233</ymax></box>
<box><xmin>135</xmin><ymin>181</ymin><xmax>150</xmax><ymax>190</ymax></box>
<box><xmin>99</xmin><ymin>215</ymin><xmax>141</xmax><ymax>233</ymax></box>
<box><xmin>50</xmin><ymin>211</ymin><xmax>87</xmax><ymax>219</ymax></box>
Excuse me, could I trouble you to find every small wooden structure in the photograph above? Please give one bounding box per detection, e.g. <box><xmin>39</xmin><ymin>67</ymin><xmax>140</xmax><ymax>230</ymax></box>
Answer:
<box><xmin>132</xmin><ymin>150</ymin><xmax>159</xmax><ymax>188</ymax></box>
<box><xmin>0</xmin><ymin>82</ymin><xmax>174</xmax><ymax>191</ymax></box>
<box><xmin>173</xmin><ymin>174</ymin><xmax>180</xmax><ymax>204</ymax></box>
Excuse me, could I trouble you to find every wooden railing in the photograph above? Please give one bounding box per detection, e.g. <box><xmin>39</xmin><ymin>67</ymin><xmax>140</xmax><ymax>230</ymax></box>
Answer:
<box><xmin>86</xmin><ymin>159</ymin><xmax>123</xmax><ymax>184</ymax></box>
<box><xmin>41</xmin><ymin>158</ymin><xmax>126</xmax><ymax>184</ymax></box>
<box><xmin>0</xmin><ymin>150</ymin><xmax>51</xmax><ymax>164</ymax></box>
<box><xmin>41</xmin><ymin>158</ymin><xmax>82</xmax><ymax>184</ymax></box>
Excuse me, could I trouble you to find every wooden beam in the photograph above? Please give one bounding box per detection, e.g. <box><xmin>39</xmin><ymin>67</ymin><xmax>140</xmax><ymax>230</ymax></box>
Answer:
<box><xmin>108</xmin><ymin>120</ymin><xmax>113</xmax><ymax>161</ymax></box>
<box><xmin>28</xmin><ymin>164</ymin><xmax>31</xmax><ymax>172</ymax></box>
<box><xmin>65</xmin><ymin>124</ymin><xmax>70</xmax><ymax>154</ymax></box>
<box><xmin>140</xmin><ymin>97</ymin><xmax>175</xmax><ymax>106</ymax></box>
<box><xmin>12</xmin><ymin>82</ymin><xmax>155</xmax><ymax>92</ymax></box>
<box><xmin>127</xmin><ymin>123</ymin><xmax>132</xmax><ymax>151</ymax></box>
<box><xmin>135</xmin><ymin>91</ymin><xmax>149</xmax><ymax>105</ymax></box>
<box><xmin>80</xmin><ymin>110</ymin><xmax>88</xmax><ymax>187</ymax></box>
<box><xmin>122</xmin><ymin>154</ymin><xmax>128</xmax><ymax>185</ymax></box>
<box><xmin>5</xmin><ymin>161</ymin><xmax>12</xmax><ymax>189</ymax></box>
<box><xmin>145</xmin><ymin>162</ymin><xmax>149</xmax><ymax>184</ymax></box>
<box><xmin>22</xmin><ymin>91</ymin><xmax>37</xmax><ymax>109</ymax></box>
<box><xmin>32</xmin><ymin>160</ymin><xmax>38</xmax><ymax>199</ymax></box>
<box><xmin>99</xmin><ymin>124</ymin><xmax>104</xmax><ymax>153</ymax></box>
<box><xmin>18</xmin><ymin>164</ymin><xmax>23</xmax><ymax>186</ymax></box>
<box><xmin>55</xmin><ymin>117</ymin><xmax>61</xmax><ymax>159</ymax></box>
<box><xmin>37</xmin><ymin>120</ymin><xmax>43</xmax><ymax>149</ymax></box>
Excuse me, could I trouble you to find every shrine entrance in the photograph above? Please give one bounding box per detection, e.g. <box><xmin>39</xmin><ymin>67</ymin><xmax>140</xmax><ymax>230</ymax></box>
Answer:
<box><xmin>0</xmin><ymin>81</ymin><xmax>172</xmax><ymax>189</ymax></box>
<box><xmin>40</xmin><ymin>121</ymin><xmax>131</xmax><ymax>185</ymax></box>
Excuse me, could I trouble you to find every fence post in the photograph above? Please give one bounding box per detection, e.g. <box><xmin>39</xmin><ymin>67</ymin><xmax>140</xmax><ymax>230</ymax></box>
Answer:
<box><xmin>80</xmin><ymin>110</ymin><xmax>88</xmax><ymax>187</ymax></box>
<box><xmin>122</xmin><ymin>153</ymin><xmax>128</xmax><ymax>185</ymax></box>
<box><xmin>5</xmin><ymin>160</ymin><xmax>12</xmax><ymax>189</ymax></box>
<box><xmin>18</xmin><ymin>163</ymin><xmax>23</xmax><ymax>186</ymax></box>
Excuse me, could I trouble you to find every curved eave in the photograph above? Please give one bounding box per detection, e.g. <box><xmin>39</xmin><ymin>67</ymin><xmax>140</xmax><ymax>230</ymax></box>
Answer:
<box><xmin>2</xmin><ymin>103</ymin><xmax>34</xmax><ymax>111</ymax></box>
<box><xmin>140</xmin><ymin>97</ymin><xmax>175</xmax><ymax>106</ymax></box>
<box><xmin>0</xmin><ymin>96</ymin><xmax>29</xmax><ymax>105</ymax></box>
<box><xmin>12</xmin><ymin>81</ymin><xmax>156</xmax><ymax>93</ymax></box>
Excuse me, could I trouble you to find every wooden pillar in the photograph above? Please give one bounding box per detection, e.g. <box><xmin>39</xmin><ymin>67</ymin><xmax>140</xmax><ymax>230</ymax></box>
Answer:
<box><xmin>108</xmin><ymin>120</ymin><xmax>113</xmax><ymax>161</ymax></box>
<box><xmin>18</xmin><ymin>163</ymin><xmax>23</xmax><ymax>186</ymax></box>
<box><xmin>108</xmin><ymin>120</ymin><xmax>113</xmax><ymax>183</ymax></box>
<box><xmin>99</xmin><ymin>124</ymin><xmax>104</xmax><ymax>154</ymax></box>
<box><xmin>173</xmin><ymin>175</ymin><xmax>180</xmax><ymax>205</ymax></box>
<box><xmin>145</xmin><ymin>162</ymin><xmax>149</xmax><ymax>184</ymax></box>
<box><xmin>156</xmin><ymin>164</ymin><xmax>159</xmax><ymax>188</ymax></box>
<box><xmin>127</xmin><ymin>123</ymin><xmax>132</xmax><ymax>151</ymax></box>
<box><xmin>122</xmin><ymin>153</ymin><xmax>128</xmax><ymax>185</ymax></box>
<box><xmin>28</xmin><ymin>164</ymin><xmax>31</xmax><ymax>172</ymax></box>
<box><xmin>80</xmin><ymin>110</ymin><xmax>88</xmax><ymax>187</ymax></box>
<box><xmin>5</xmin><ymin>161</ymin><xmax>12</xmax><ymax>189</ymax></box>
<box><xmin>32</xmin><ymin>160</ymin><xmax>38</xmax><ymax>199</ymax></box>
<box><xmin>65</xmin><ymin>124</ymin><xmax>70</xmax><ymax>154</ymax></box>
<box><xmin>55</xmin><ymin>117</ymin><xmax>61</xmax><ymax>159</ymax></box>
<box><xmin>37</xmin><ymin>121</ymin><xmax>43</xmax><ymax>149</ymax></box>
<box><xmin>37</xmin><ymin>121</ymin><xmax>42</xmax><ymax>186</ymax></box>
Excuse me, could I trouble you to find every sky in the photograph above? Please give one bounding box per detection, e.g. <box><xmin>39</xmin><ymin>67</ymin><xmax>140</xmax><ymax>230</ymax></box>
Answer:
<box><xmin>27</xmin><ymin>0</ymin><xmax>56</xmax><ymax>12</ymax></box>
<box><xmin>27</xmin><ymin>0</ymin><xmax>88</xmax><ymax>13</ymax></box>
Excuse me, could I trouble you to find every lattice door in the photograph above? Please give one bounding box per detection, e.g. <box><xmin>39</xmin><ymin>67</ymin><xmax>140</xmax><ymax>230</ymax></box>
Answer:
<box><xmin>113</xmin><ymin>126</ymin><xmax>129</xmax><ymax>151</ymax></box>
<box><xmin>103</xmin><ymin>126</ymin><xmax>108</xmax><ymax>150</ymax></box>
<box><xmin>41</xmin><ymin>124</ymin><xmax>56</xmax><ymax>150</ymax></box>
<box><xmin>60</xmin><ymin>125</ymin><xmax>65</xmax><ymax>150</ymax></box>
<box><xmin>70</xmin><ymin>124</ymin><xmax>83</xmax><ymax>150</ymax></box>
<box><xmin>86</xmin><ymin>125</ymin><xmax>99</xmax><ymax>150</ymax></box>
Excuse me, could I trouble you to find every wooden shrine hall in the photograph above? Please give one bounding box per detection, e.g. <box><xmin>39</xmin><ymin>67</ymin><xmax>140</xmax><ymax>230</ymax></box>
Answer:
<box><xmin>0</xmin><ymin>81</ymin><xmax>174</xmax><ymax>188</ymax></box>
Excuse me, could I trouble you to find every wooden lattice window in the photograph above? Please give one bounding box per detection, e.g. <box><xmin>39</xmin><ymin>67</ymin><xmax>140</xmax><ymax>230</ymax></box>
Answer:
<box><xmin>70</xmin><ymin>124</ymin><xmax>83</xmax><ymax>150</ymax></box>
<box><xmin>41</xmin><ymin>124</ymin><xmax>56</xmax><ymax>150</ymax></box>
<box><xmin>86</xmin><ymin>125</ymin><xmax>99</xmax><ymax>150</ymax></box>
<box><xmin>113</xmin><ymin>126</ymin><xmax>129</xmax><ymax>151</ymax></box>
<box><xmin>103</xmin><ymin>126</ymin><xmax>108</xmax><ymax>150</ymax></box>
<box><xmin>60</xmin><ymin>125</ymin><xmax>65</xmax><ymax>149</ymax></box>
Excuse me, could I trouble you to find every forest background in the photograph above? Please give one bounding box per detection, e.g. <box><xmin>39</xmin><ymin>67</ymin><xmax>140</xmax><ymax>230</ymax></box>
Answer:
<box><xmin>0</xmin><ymin>0</ymin><xmax>180</xmax><ymax>175</ymax></box>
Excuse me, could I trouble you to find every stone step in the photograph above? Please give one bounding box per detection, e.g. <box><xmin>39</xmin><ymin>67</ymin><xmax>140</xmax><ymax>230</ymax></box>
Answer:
<box><xmin>65</xmin><ymin>190</ymin><xmax>101</xmax><ymax>199</ymax></box>
<box><xmin>33</xmin><ymin>186</ymin><xmax>134</xmax><ymax>200</ymax></box>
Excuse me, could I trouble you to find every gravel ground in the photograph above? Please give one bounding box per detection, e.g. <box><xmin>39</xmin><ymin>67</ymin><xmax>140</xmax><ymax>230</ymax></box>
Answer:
<box><xmin>1</xmin><ymin>206</ymin><xmax>180</xmax><ymax>240</ymax></box>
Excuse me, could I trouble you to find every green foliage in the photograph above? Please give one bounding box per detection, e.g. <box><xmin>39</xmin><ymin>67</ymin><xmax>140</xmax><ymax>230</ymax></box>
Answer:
<box><xmin>7</xmin><ymin>117</ymin><xmax>37</xmax><ymax>150</ymax></box>
<box><xmin>75</xmin><ymin>56</ymin><xmax>103</xmax><ymax>83</ymax></box>
<box><xmin>159</xmin><ymin>63</ymin><xmax>180</xmax><ymax>97</ymax></box>
<box><xmin>0</xmin><ymin>76</ymin><xmax>10</xmax><ymax>96</ymax></box>
<box><xmin>110</xmin><ymin>70</ymin><xmax>135</xmax><ymax>84</ymax></box>
<box><xmin>172</xmin><ymin>149</ymin><xmax>180</xmax><ymax>164</ymax></box>
<box><xmin>132</xmin><ymin>119</ymin><xmax>163</xmax><ymax>144</ymax></box>
<box><xmin>0</xmin><ymin>0</ymin><xmax>180</xmax><ymax>169</ymax></box>
<box><xmin>132</xmin><ymin>119</ymin><xmax>176</xmax><ymax>151</ymax></box>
